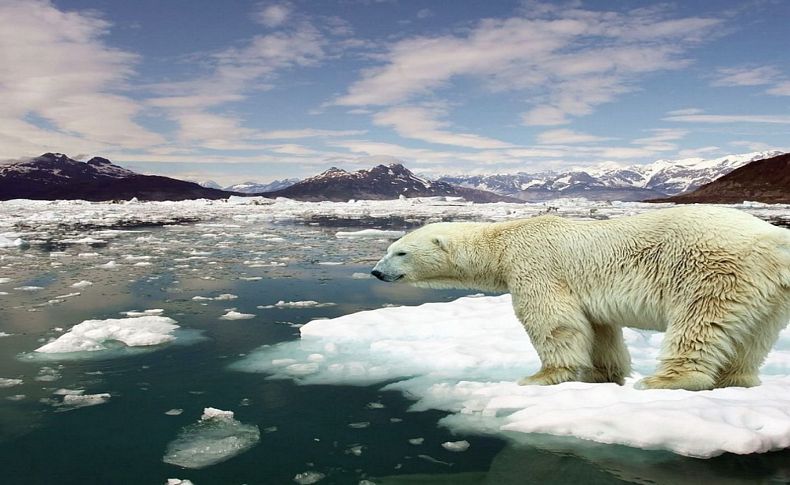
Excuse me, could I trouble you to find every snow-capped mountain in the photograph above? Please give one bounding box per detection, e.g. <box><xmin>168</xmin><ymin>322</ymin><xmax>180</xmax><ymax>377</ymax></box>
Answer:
<box><xmin>0</xmin><ymin>153</ymin><xmax>235</xmax><ymax>201</ymax></box>
<box><xmin>653</xmin><ymin>152</ymin><xmax>790</xmax><ymax>204</ymax></box>
<box><xmin>264</xmin><ymin>163</ymin><xmax>520</xmax><ymax>203</ymax></box>
<box><xmin>437</xmin><ymin>151</ymin><xmax>784</xmax><ymax>201</ymax></box>
<box><xmin>224</xmin><ymin>178</ymin><xmax>300</xmax><ymax>194</ymax></box>
<box><xmin>196</xmin><ymin>180</ymin><xmax>223</xmax><ymax>190</ymax></box>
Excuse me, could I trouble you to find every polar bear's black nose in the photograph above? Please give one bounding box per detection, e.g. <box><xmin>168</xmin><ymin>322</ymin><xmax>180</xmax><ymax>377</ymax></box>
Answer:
<box><xmin>371</xmin><ymin>270</ymin><xmax>384</xmax><ymax>280</ymax></box>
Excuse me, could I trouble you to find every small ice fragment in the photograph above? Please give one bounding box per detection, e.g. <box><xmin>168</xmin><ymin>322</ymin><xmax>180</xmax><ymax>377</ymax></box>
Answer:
<box><xmin>263</xmin><ymin>426</ymin><xmax>278</xmax><ymax>433</ymax></box>
<box><xmin>0</xmin><ymin>332</ymin><xmax>12</xmax><ymax>338</ymax></box>
<box><xmin>98</xmin><ymin>261</ymin><xmax>117</xmax><ymax>268</ymax></box>
<box><xmin>121</xmin><ymin>309</ymin><xmax>165</xmax><ymax>317</ymax></box>
<box><xmin>346</xmin><ymin>444</ymin><xmax>363</xmax><ymax>456</ymax></box>
<box><xmin>220</xmin><ymin>310</ymin><xmax>255</xmax><ymax>320</ymax></box>
<box><xmin>0</xmin><ymin>278</ymin><xmax>11</xmax><ymax>283</ymax></box>
<box><xmin>14</xmin><ymin>286</ymin><xmax>43</xmax><ymax>291</ymax></box>
<box><xmin>166</xmin><ymin>479</ymin><xmax>195</xmax><ymax>485</ymax></box>
<box><xmin>351</xmin><ymin>272</ymin><xmax>372</xmax><ymax>279</ymax></box>
<box><xmin>214</xmin><ymin>294</ymin><xmax>238</xmax><ymax>301</ymax></box>
<box><xmin>165</xmin><ymin>409</ymin><xmax>184</xmax><ymax>416</ymax></box>
<box><xmin>6</xmin><ymin>394</ymin><xmax>25</xmax><ymax>401</ymax></box>
<box><xmin>35</xmin><ymin>367</ymin><xmax>61</xmax><ymax>382</ymax></box>
<box><xmin>418</xmin><ymin>455</ymin><xmax>452</xmax><ymax>466</ymax></box>
<box><xmin>62</xmin><ymin>393</ymin><xmax>111</xmax><ymax>408</ymax></box>
<box><xmin>53</xmin><ymin>388</ymin><xmax>84</xmax><ymax>395</ymax></box>
<box><xmin>0</xmin><ymin>378</ymin><xmax>23</xmax><ymax>388</ymax></box>
<box><xmin>366</xmin><ymin>402</ymin><xmax>385</xmax><ymax>409</ymax></box>
<box><xmin>259</xmin><ymin>300</ymin><xmax>336</xmax><ymax>309</ymax></box>
<box><xmin>317</xmin><ymin>261</ymin><xmax>343</xmax><ymax>265</ymax></box>
<box><xmin>201</xmin><ymin>407</ymin><xmax>234</xmax><ymax>420</ymax></box>
<box><xmin>408</xmin><ymin>438</ymin><xmax>424</xmax><ymax>445</ymax></box>
<box><xmin>389</xmin><ymin>418</ymin><xmax>403</xmax><ymax>423</ymax></box>
<box><xmin>441</xmin><ymin>440</ymin><xmax>470</xmax><ymax>452</ymax></box>
<box><xmin>293</xmin><ymin>471</ymin><xmax>325</xmax><ymax>484</ymax></box>
<box><xmin>163</xmin><ymin>408</ymin><xmax>260</xmax><ymax>469</ymax></box>
<box><xmin>348</xmin><ymin>422</ymin><xmax>370</xmax><ymax>429</ymax></box>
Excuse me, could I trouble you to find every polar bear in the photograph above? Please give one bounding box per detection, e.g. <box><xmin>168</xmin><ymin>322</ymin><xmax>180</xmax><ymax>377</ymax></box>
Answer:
<box><xmin>371</xmin><ymin>206</ymin><xmax>790</xmax><ymax>391</ymax></box>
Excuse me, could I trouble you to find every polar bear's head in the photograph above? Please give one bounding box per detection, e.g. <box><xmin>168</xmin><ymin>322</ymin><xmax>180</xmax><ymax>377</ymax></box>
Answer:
<box><xmin>370</xmin><ymin>223</ymin><xmax>459</xmax><ymax>287</ymax></box>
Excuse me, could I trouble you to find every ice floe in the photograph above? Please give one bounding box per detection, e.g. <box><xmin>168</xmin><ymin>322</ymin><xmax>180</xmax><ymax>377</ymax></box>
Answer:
<box><xmin>61</xmin><ymin>393</ymin><xmax>111</xmax><ymax>409</ymax></box>
<box><xmin>162</xmin><ymin>407</ymin><xmax>260</xmax><ymax>469</ymax></box>
<box><xmin>335</xmin><ymin>229</ymin><xmax>406</xmax><ymax>239</ymax></box>
<box><xmin>70</xmin><ymin>280</ymin><xmax>93</xmax><ymax>288</ymax></box>
<box><xmin>231</xmin><ymin>294</ymin><xmax>790</xmax><ymax>458</ymax></box>
<box><xmin>24</xmin><ymin>315</ymin><xmax>205</xmax><ymax>360</ymax></box>
<box><xmin>0</xmin><ymin>378</ymin><xmax>23</xmax><ymax>388</ymax></box>
<box><xmin>219</xmin><ymin>310</ymin><xmax>256</xmax><ymax>320</ymax></box>
<box><xmin>293</xmin><ymin>471</ymin><xmax>325</xmax><ymax>484</ymax></box>
<box><xmin>257</xmin><ymin>300</ymin><xmax>337</xmax><ymax>309</ymax></box>
<box><xmin>442</xmin><ymin>440</ymin><xmax>470</xmax><ymax>452</ymax></box>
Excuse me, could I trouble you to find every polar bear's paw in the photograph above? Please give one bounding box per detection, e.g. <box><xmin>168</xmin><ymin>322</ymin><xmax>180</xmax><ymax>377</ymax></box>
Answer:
<box><xmin>634</xmin><ymin>371</ymin><xmax>715</xmax><ymax>391</ymax></box>
<box><xmin>518</xmin><ymin>367</ymin><xmax>578</xmax><ymax>386</ymax></box>
<box><xmin>715</xmin><ymin>372</ymin><xmax>761</xmax><ymax>388</ymax></box>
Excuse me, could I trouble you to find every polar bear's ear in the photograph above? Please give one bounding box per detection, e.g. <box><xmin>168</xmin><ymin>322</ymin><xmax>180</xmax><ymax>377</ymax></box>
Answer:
<box><xmin>432</xmin><ymin>236</ymin><xmax>449</xmax><ymax>252</ymax></box>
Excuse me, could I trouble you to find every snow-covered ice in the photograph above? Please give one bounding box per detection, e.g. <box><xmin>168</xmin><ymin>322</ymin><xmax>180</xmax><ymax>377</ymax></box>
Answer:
<box><xmin>33</xmin><ymin>315</ymin><xmax>180</xmax><ymax>354</ymax></box>
<box><xmin>61</xmin><ymin>393</ymin><xmax>111</xmax><ymax>408</ymax></box>
<box><xmin>231</xmin><ymin>294</ymin><xmax>790</xmax><ymax>458</ymax></box>
<box><xmin>335</xmin><ymin>229</ymin><xmax>406</xmax><ymax>239</ymax></box>
<box><xmin>0</xmin><ymin>378</ymin><xmax>23</xmax><ymax>388</ymax></box>
<box><xmin>258</xmin><ymin>300</ymin><xmax>337</xmax><ymax>309</ymax></box>
<box><xmin>293</xmin><ymin>471</ymin><xmax>325</xmax><ymax>484</ymax></box>
<box><xmin>162</xmin><ymin>407</ymin><xmax>260</xmax><ymax>469</ymax></box>
<box><xmin>219</xmin><ymin>310</ymin><xmax>256</xmax><ymax>320</ymax></box>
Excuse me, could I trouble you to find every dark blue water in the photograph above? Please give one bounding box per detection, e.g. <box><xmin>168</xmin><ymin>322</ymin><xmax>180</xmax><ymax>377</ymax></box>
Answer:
<box><xmin>1</xmin><ymin>219</ymin><xmax>789</xmax><ymax>484</ymax></box>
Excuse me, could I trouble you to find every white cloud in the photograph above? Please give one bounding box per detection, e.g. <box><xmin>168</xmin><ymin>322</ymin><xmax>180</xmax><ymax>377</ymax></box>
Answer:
<box><xmin>254</xmin><ymin>3</ymin><xmax>292</xmax><ymax>27</ymax></box>
<box><xmin>0</xmin><ymin>0</ymin><xmax>164</xmax><ymax>157</ymax></box>
<box><xmin>711</xmin><ymin>66</ymin><xmax>781</xmax><ymax>87</ymax></box>
<box><xmin>766</xmin><ymin>81</ymin><xmax>790</xmax><ymax>96</ymax></box>
<box><xmin>711</xmin><ymin>65</ymin><xmax>790</xmax><ymax>97</ymax></box>
<box><xmin>631</xmin><ymin>128</ymin><xmax>687</xmax><ymax>151</ymax></box>
<box><xmin>416</xmin><ymin>8</ymin><xmax>433</xmax><ymax>19</ymax></box>
<box><xmin>664</xmin><ymin>113</ymin><xmax>790</xmax><ymax>124</ymax></box>
<box><xmin>665</xmin><ymin>108</ymin><xmax>703</xmax><ymax>116</ymax></box>
<box><xmin>372</xmin><ymin>106</ymin><xmax>513</xmax><ymax>149</ymax></box>
<box><xmin>536</xmin><ymin>129</ymin><xmax>610</xmax><ymax>145</ymax></box>
<box><xmin>256</xmin><ymin>129</ymin><xmax>368</xmax><ymax>139</ymax></box>
<box><xmin>335</xmin><ymin>6</ymin><xmax>721</xmax><ymax>128</ymax></box>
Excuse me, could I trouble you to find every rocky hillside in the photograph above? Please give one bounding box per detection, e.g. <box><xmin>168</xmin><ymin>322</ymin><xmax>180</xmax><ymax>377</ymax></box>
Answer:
<box><xmin>0</xmin><ymin>153</ymin><xmax>236</xmax><ymax>201</ymax></box>
<box><xmin>649</xmin><ymin>152</ymin><xmax>790</xmax><ymax>204</ymax></box>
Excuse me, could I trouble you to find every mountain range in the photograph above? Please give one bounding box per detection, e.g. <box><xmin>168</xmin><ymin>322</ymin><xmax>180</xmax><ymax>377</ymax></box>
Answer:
<box><xmin>436</xmin><ymin>151</ymin><xmax>784</xmax><ymax>201</ymax></box>
<box><xmin>263</xmin><ymin>163</ymin><xmax>521</xmax><ymax>203</ymax></box>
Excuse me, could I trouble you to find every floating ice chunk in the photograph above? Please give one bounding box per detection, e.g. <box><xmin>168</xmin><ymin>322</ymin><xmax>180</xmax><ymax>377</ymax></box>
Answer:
<box><xmin>351</xmin><ymin>272</ymin><xmax>372</xmax><ymax>279</ymax></box>
<box><xmin>60</xmin><ymin>237</ymin><xmax>107</xmax><ymax>245</ymax></box>
<box><xmin>14</xmin><ymin>286</ymin><xmax>43</xmax><ymax>291</ymax></box>
<box><xmin>0</xmin><ymin>332</ymin><xmax>13</xmax><ymax>338</ymax></box>
<box><xmin>34</xmin><ymin>315</ymin><xmax>179</xmax><ymax>353</ymax></box>
<box><xmin>121</xmin><ymin>309</ymin><xmax>164</xmax><ymax>317</ymax></box>
<box><xmin>53</xmin><ymin>388</ymin><xmax>83</xmax><ymax>395</ymax></box>
<box><xmin>35</xmin><ymin>366</ymin><xmax>61</xmax><ymax>382</ymax></box>
<box><xmin>98</xmin><ymin>261</ymin><xmax>117</xmax><ymax>269</ymax></box>
<box><xmin>408</xmin><ymin>437</ymin><xmax>424</xmax><ymax>445</ymax></box>
<box><xmin>0</xmin><ymin>236</ymin><xmax>26</xmax><ymax>248</ymax></box>
<box><xmin>220</xmin><ymin>310</ymin><xmax>256</xmax><ymax>320</ymax></box>
<box><xmin>335</xmin><ymin>229</ymin><xmax>405</xmax><ymax>239</ymax></box>
<box><xmin>231</xmin><ymin>294</ymin><xmax>790</xmax><ymax>458</ymax></box>
<box><xmin>442</xmin><ymin>440</ymin><xmax>470</xmax><ymax>452</ymax></box>
<box><xmin>0</xmin><ymin>378</ymin><xmax>23</xmax><ymax>388</ymax></box>
<box><xmin>346</xmin><ymin>444</ymin><xmax>364</xmax><ymax>456</ymax></box>
<box><xmin>165</xmin><ymin>409</ymin><xmax>184</xmax><ymax>416</ymax></box>
<box><xmin>62</xmin><ymin>393</ymin><xmax>111</xmax><ymax>408</ymax></box>
<box><xmin>0</xmin><ymin>277</ymin><xmax>12</xmax><ymax>283</ymax></box>
<box><xmin>317</xmin><ymin>261</ymin><xmax>343</xmax><ymax>265</ymax></box>
<box><xmin>258</xmin><ymin>300</ymin><xmax>336</xmax><ymax>309</ymax></box>
<box><xmin>166</xmin><ymin>479</ymin><xmax>195</xmax><ymax>485</ymax></box>
<box><xmin>163</xmin><ymin>408</ymin><xmax>260</xmax><ymax>469</ymax></box>
<box><xmin>71</xmin><ymin>280</ymin><xmax>93</xmax><ymax>288</ymax></box>
<box><xmin>366</xmin><ymin>401</ymin><xmax>384</xmax><ymax>409</ymax></box>
<box><xmin>348</xmin><ymin>421</ymin><xmax>370</xmax><ymax>429</ymax></box>
<box><xmin>293</xmin><ymin>471</ymin><xmax>325</xmax><ymax>484</ymax></box>
<box><xmin>215</xmin><ymin>294</ymin><xmax>238</xmax><ymax>301</ymax></box>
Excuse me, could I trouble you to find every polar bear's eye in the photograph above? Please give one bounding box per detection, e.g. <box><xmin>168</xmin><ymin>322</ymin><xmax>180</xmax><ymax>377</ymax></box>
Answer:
<box><xmin>395</xmin><ymin>251</ymin><xmax>407</xmax><ymax>257</ymax></box>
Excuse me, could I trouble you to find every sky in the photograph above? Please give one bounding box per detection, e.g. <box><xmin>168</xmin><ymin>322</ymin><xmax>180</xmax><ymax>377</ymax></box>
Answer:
<box><xmin>1</xmin><ymin>0</ymin><xmax>789</xmax><ymax>185</ymax></box>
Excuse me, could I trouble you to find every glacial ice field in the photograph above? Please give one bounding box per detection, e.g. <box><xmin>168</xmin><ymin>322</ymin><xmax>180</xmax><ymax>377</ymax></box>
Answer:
<box><xmin>1</xmin><ymin>196</ymin><xmax>790</xmax><ymax>484</ymax></box>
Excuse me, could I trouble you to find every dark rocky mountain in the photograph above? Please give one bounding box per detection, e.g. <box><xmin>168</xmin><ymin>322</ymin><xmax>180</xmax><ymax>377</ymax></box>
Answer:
<box><xmin>649</xmin><ymin>152</ymin><xmax>790</xmax><ymax>204</ymax></box>
<box><xmin>262</xmin><ymin>163</ymin><xmax>521</xmax><ymax>203</ymax></box>
<box><xmin>0</xmin><ymin>153</ymin><xmax>236</xmax><ymax>201</ymax></box>
<box><xmin>437</xmin><ymin>151</ymin><xmax>783</xmax><ymax>201</ymax></box>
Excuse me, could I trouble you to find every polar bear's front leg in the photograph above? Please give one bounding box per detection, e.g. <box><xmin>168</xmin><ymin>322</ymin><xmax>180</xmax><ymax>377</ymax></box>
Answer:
<box><xmin>513</xmin><ymin>296</ymin><xmax>595</xmax><ymax>386</ymax></box>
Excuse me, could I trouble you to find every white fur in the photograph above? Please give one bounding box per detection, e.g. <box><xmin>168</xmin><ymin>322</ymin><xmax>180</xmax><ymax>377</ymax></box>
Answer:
<box><xmin>372</xmin><ymin>206</ymin><xmax>790</xmax><ymax>390</ymax></box>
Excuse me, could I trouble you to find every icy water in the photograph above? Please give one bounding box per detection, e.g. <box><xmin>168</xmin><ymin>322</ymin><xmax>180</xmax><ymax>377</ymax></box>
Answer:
<box><xmin>1</xmin><ymin>199</ymin><xmax>790</xmax><ymax>484</ymax></box>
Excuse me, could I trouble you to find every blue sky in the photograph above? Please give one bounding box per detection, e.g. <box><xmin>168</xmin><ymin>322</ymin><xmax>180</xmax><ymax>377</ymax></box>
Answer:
<box><xmin>1</xmin><ymin>0</ymin><xmax>789</xmax><ymax>184</ymax></box>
